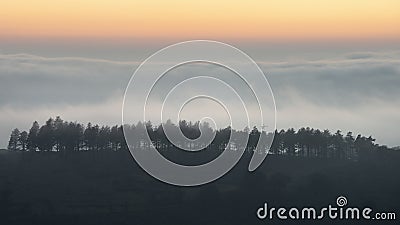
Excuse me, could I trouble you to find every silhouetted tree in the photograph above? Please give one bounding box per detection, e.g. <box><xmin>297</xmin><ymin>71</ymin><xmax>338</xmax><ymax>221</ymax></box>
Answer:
<box><xmin>320</xmin><ymin>129</ymin><xmax>331</xmax><ymax>158</ymax></box>
<box><xmin>284</xmin><ymin>128</ymin><xmax>296</xmax><ymax>156</ymax></box>
<box><xmin>27</xmin><ymin>121</ymin><xmax>40</xmax><ymax>152</ymax></box>
<box><xmin>84</xmin><ymin>123</ymin><xmax>99</xmax><ymax>151</ymax></box>
<box><xmin>37</xmin><ymin>118</ymin><xmax>55</xmax><ymax>151</ymax></box>
<box><xmin>345</xmin><ymin>131</ymin><xmax>355</xmax><ymax>160</ymax></box>
<box><xmin>7</xmin><ymin>128</ymin><xmax>20</xmax><ymax>151</ymax></box>
<box><xmin>110</xmin><ymin>125</ymin><xmax>121</xmax><ymax>151</ymax></box>
<box><xmin>19</xmin><ymin>131</ymin><xmax>28</xmax><ymax>151</ymax></box>
<box><xmin>54</xmin><ymin>116</ymin><xmax>64</xmax><ymax>152</ymax></box>
<box><xmin>63</xmin><ymin>122</ymin><xmax>84</xmax><ymax>152</ymax></box>
<box><xmin>7</xmin><ymin>116</ymin><xmax>392</xmax><ymax>162</ymax></box>
<box><xmin>332</xmin><ymin>130</ymin><xmax>345</xmax><ymax>159</ymax></box>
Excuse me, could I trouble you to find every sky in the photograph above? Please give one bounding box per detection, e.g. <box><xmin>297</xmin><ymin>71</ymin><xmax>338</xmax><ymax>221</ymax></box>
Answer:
<box><xmin>0</xmin><ymin>1</ymin><xmax>399</xmax><ymax>148</ymax></box>
<box><xmin>1</xmin><ymin>0</ymin><xmax>400</xmax><ymax>41</ymax></box>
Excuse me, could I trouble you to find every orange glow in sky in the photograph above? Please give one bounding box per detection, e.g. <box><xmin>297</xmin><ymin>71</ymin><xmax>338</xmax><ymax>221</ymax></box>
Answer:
<box><xmin>1</xmin><ymin>0</ymin><xmax>399</xmax><ymax>41</ymax></box>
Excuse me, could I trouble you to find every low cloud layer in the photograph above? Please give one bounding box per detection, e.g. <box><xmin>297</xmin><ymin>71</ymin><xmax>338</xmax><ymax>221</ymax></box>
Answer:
<box><xmin>0</xmin><ymin>51</ymin><xmax>399</xmax><ymax>147</ymax></box>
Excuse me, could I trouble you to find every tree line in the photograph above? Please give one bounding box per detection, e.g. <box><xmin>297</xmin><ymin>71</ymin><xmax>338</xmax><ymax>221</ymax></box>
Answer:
<box><xmin>7</xmin><ymin>116</ymin><xmax>392</xmax><ymax>160</ymax></box>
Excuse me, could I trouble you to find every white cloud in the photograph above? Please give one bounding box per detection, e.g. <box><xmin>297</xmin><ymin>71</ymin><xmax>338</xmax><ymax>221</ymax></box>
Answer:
<box><xmin>0</xmin><ymin>51</ymin><xmax>399</xmax><ymax>147</ymax></box>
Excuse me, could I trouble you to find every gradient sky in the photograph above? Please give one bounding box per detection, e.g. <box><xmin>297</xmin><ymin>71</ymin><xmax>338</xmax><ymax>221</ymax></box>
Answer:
<box><xmin>1</xmin><ymin>0</ymin><xmax>400</xmax><ymax>41</ymax></box>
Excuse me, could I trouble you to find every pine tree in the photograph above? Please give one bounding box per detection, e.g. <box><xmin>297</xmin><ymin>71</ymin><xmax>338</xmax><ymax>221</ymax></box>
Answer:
<box><xmin>7</xmin><ymin>128</ymin><xmax>20</xmax><ymax>151</ymax></box>
<box><xmin>19</xmin><ymin>131</ymin><xmax>28</xmax><ymax>151</ymax></box>
<box><xmin>27</xmin><ymin>121</ymin><xmax>40</xmax><ymax>152</ymax></box>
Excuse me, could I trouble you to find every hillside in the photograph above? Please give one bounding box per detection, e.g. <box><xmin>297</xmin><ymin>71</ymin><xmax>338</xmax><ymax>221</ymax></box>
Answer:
<box><xmin>1</xmin><ymin>149</ymin><xmax>399</xmax><ymax>225</ymax></box>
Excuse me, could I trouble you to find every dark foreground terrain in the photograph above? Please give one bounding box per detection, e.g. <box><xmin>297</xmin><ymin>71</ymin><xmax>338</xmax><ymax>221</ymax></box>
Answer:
<box><xmin>0</xmin><ymin>149</ymin><xmax>399</xmax><ymax>225</ymax></box>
